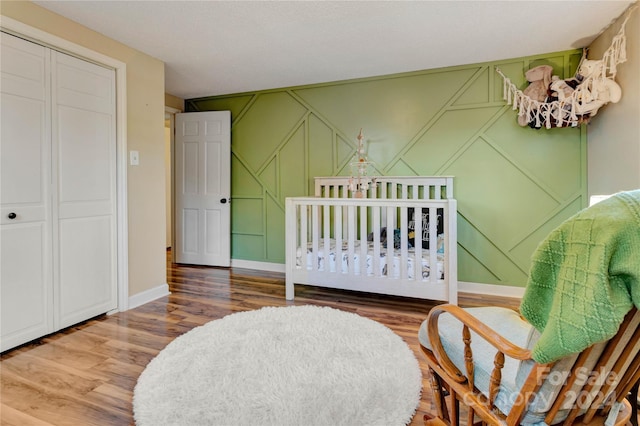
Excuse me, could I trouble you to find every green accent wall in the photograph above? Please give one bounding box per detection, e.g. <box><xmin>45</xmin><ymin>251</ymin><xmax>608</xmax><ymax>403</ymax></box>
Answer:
<box><xmin>186</xmin><ymin>50</ymin><xmax>587</xmax><ymax>288</ymax></box>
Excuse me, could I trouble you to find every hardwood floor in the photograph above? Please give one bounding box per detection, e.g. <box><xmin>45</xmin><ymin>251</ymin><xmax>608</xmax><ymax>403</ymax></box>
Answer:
<box><xmin>1</xmin><ymin>250</ymin><xmax>520</xmax><ymax>425</ymax></box>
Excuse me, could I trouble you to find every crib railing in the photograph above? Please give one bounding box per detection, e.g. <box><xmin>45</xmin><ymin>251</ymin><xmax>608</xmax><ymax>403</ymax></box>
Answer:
<box><xmin>314</xmin><ymin>176</ymin><xmax>454</xmax><ymax>200</ymax></box>
<box><xmin>285</xmin><ymin>196</ymin><xmax>457</xmax><ymax>302</ymax></box>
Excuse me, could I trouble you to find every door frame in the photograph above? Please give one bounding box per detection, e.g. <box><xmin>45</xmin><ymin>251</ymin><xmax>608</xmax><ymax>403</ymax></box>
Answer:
<box><xmin>165</xmin><ymin>106</ymin><xmax>180</xmax><ymax>252</ymax></box>
<box><xmin>1</xmin><ymin>17</ymin><xmax>130</xmax><ymax>311</ymax></box>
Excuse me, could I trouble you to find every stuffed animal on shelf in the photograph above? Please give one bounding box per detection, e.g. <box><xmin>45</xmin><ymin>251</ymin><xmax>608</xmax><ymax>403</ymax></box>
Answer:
<box><xmin>518</xmin><ymin>65</ymin><xmax>553</xmax><ymax>126</ymax></box>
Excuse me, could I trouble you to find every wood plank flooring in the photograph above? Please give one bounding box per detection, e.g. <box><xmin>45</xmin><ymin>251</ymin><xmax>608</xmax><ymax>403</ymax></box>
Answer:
<box><xmin>1</xmin><ymin>250</ymin><xmax>520</xmax><ymax>425</ymax></box>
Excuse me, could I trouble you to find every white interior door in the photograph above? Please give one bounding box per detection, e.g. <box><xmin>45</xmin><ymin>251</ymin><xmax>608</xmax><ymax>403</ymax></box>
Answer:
<box><xmin>0</xmin><ymin>33</ymin><xmax>53</xmax><ymax>351</ymax></box>
<box><xmin>175</xmin><ymin>111</ymin><xmax>231</xmax><ymax>266</ymax></box>
<box><xmin>52</xmin><ymin>50</ymin><xmax>117</xmax><ymax>329</ymax></box>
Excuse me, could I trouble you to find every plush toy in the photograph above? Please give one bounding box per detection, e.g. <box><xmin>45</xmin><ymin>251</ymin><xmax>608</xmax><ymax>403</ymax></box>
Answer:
<box><xmin>573</xmin><ymin>59</ymin><xmax>622</xmax><ymax>116</ymax></box>
<box><xmin>548</xmin><ymin>75</ymin><xmax>589</xmax><ymax>127</ymax></box>
<box><xmin>577</xmin><ymin>59</ymin><xmax>623</xmax><ymax>102</ymax></box>
<box><xmin>522</xmin><ymin>65</ymin><xmax>554</xmax><ymax>101</ymax></box>
<box><xmin>518</xmin><ymin>65</ymin><xmax>553</xmax><ymax>126</ymax></box>
<box><xmin>549</xmin><ymin>76</ymin><xmax>575</xmax><ymax>101</ymax></box>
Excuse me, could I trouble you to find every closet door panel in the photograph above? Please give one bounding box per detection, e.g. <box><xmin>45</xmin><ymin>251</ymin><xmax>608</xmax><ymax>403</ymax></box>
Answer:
<box><xmin>56</xmin><ymin>53</ymin><xmax>114</xmax><ymax>115</ymax></box>
<box><xmin>57</xmin><ymin>107</ymin><xmax>112</xmax><ymax>204</ymax></box>
<box><xmin>0</xmin><ymin>32</ymin><xmax>47</xmax><ymax>100</ymax></box>
<box><xmin>0</xmin><ymin>33</ymin><xmax>49</xmax><ymax>215</ymax></box>
<box><xmin>58</xmin><ymin>217</ymin><xmax>113</xmax><ymax>326</ymax></box>
<box><xmin>0</xmin><ymin>33</ymin><xmax>52</xmax><ymax>351</ymax></box>
<box><xmin>0</xmin><ymin>224</ymin><xmax>50</xmax><ymax>350</ymax></box>
<box><xmin>1</xmin><ymin>96</ymin><xmax>48</xmax><ymax>209</ymax></box>
<box><xmin>53</xmin><ymin>51</ymin><xmax>117</xmax><ymax>329</ymax></box>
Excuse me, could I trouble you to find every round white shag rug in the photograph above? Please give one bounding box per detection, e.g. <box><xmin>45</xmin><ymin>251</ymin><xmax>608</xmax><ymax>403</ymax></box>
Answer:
<box><xmin>133</xmin><ymin>305</ymin><xmax>422</xmax><ymax>426</ymax></box>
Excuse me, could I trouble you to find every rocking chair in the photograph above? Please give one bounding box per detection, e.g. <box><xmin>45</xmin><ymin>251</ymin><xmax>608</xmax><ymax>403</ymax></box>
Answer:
<box><xmin>420</xmin><ymin>305</ymin><xmax>639</xmax><ymax>425</ymax></box>
<box><xmin>419</xmin><ymin>190</ymin><xmax>640</xmax><ymax>425</ymax></box>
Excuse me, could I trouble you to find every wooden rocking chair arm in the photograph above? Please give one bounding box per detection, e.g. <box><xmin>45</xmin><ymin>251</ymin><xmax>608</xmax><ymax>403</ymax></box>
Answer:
<box><xmin>427</xmin><ymin>304</ymin><xmax>533</xmax><ymax>383</ymax></box>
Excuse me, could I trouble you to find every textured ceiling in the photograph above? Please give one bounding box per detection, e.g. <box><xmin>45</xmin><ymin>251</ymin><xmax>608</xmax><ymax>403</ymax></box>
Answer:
<box><xmin>34</xmin><ymin>0</ymin><xmax>636</xmax><ymax>99</ymax></box>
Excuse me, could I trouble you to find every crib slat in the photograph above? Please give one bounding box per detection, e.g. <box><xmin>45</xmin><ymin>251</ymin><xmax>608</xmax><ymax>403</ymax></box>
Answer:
<box><xmin>380</xmin><ymin>181</ymin><xmax>388</xmax><ymax>200</ymax></box>
<box><xmin>323</xmin><ymin>204</ymin><xmax>331</xmax><ymax>272</ymax></box>
<box><xmin>335</xmin><ymin>205</ymin><xmax>343</xmax><ymax>274</ymax></box>
<box><xmin>414</xmin><ymin>206</ymin><xmax>423</xmax><ymax>282</ymax></box>
<box><xmin>348</xmin><ymin>205</ymin><xmax>356</xmax><ymax>276</ymax></box>
<box><xmin>300</xmin><ymin>205</ymin><xmax>308</xmax><ymax>270</ymax></box>
<box><xmin>342</xmin><ymin>202</ymin><xmax>348</xmax><ymax>247</ymax></box>
<box><xmin>429</xmin><ymin>206</ymin><xmax>438</xmax><ymax>284</ymax></box>
<box><xmin>372</xmin><ymin>206</ymin><xmax>381</xmax><ymax>278</ymax></box>
<box><xmin>360</xmin><ymin>205</ymin><xmax>367</xmax><ymax>276</ymax></box>
<box><xmin>312</xmin><ymin>205</ymin><xmax>319</xmax><ymax>271</ymax></box>
<box><xmin>386</xmin><ymin>206</ymin><xmax>395</xmax><ymax>279</ymax></box>
<box><xmin>400</xmin><ymin>206</ymin><xmax>408</xmax><ymax>280</ymax></box>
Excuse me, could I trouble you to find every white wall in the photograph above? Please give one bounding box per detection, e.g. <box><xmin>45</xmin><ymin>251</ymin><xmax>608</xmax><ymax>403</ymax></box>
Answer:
<box><xmin>587</xmin><ymin>6</ymin><xmax>640</xmax><ymax>195</ymax></box>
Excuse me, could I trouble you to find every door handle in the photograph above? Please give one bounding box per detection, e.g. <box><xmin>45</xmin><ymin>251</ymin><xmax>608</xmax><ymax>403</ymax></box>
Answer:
<box><xmin>7</xmin><ymin>212</ymin><xmax>17</xmax><ymax>219</ymax></box>
<box><xmin>220</xmin><ymin>198</ymin><xmax>229</xmax><ymax>204</ymax></box>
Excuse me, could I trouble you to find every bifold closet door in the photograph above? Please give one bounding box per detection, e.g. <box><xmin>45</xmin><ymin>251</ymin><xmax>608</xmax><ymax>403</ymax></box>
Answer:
<box><xmin>52</xmin><ymin>50</ymin><xmax>117</xmax><ymax>330</ymax></box>
<box><xmin>0</xmin><ymin>32</ymin><xmax>117</xmax><ymax>351</ymax></box>
<box><xmin>0</xmin><ymin>33</ymin><xmax>54</xmax><ymax>351</ymax></box>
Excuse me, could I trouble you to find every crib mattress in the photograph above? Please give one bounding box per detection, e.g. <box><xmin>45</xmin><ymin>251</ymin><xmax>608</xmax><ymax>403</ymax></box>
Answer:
<box><xmin>296</xmin><ymin>239</ymin><xmax>444</xmax><ymax>281</ymax></box>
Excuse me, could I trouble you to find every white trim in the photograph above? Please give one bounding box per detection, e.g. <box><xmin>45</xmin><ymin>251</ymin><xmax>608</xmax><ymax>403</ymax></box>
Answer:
<box><xmin>1</xmin><ymin>17</ymin><xmax>125</xmax><ymax>70</ymax></box>
<box><xmin>165</xmin><ymin>107</ymin><xmax>178</xmax><ymax>251</ymax></box>
<box><xmin>458</xmin><ymin>281</ymin><xmax>525</xmax><ymax>299</ymax></box>
<box><xmin>128</xmin><ymin>284</ymin><xmax>170</xmax><ymax>310</ymax></box>
<box><xmin>231</xmin><ymin>259</ymin><xmax>286</xmax><ymax>273</ymax></box>
<box><xmin>1</xmin><ymin>16</ymin><xmax>130</xmax><ymax>312</ymax></box>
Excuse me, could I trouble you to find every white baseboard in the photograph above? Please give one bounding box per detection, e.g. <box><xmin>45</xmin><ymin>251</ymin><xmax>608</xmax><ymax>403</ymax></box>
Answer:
<box><xmin>458</xmin><ymin>281</ymin><xmax>525</xmax><ymax>299</ymax></box>
<box><xmin>128</xmin><ymin>283</ymin><xmax>171</xmax><ymax>310</ymax></box>
<box><xmin>231</xmin><ymin>259</ymin><xmax>286</xmax><ymax>273</ymax></box>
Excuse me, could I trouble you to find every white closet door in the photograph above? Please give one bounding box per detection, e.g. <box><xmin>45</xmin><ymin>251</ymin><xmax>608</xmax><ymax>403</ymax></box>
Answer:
<box><xmin>52</xmin><ymin>51</ymin><xmax>117</xmax><ymax>329</ymax></box>
<box><xmin>0</xmin><ymin>33</ymin><xmax>53</xmax><ymax>351</ymax></box>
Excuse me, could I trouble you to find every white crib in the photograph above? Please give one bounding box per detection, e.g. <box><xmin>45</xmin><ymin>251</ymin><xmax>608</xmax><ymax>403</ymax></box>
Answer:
<box><xmin>285</xmin><ymin>176</ymin><xmax>458</xmax><ymax>303</ymax></box>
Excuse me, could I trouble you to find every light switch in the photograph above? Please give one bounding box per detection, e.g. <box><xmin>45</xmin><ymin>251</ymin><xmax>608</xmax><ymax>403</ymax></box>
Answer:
<box><xmin>130</xmin><ymin>150</ymin><xmax>139</xmax><ymax>166</ymax></box>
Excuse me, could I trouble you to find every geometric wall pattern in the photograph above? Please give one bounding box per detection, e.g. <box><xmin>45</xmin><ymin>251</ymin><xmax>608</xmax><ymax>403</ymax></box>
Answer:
<box><xmin>186</xmin><ymin>49</ymin><xmax>586</xmax><ymax>288</ymax></box>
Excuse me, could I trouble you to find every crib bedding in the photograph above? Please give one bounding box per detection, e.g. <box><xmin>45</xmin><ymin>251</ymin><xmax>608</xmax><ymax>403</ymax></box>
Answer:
<box><xmin>296</xmin><ymin>238</ymin><xmax>445</xmax><ymax>281</ymax></box>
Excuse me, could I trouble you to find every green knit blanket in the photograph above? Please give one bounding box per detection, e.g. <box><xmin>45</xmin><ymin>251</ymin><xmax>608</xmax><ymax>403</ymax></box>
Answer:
<box><xmin>520</xmin><ymin>190</ymin><xmax>640</xmax><ymax>363</ymax></box>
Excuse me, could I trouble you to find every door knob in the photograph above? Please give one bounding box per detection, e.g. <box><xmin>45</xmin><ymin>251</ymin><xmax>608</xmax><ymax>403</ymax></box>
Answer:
<box><xmin>220</xmin><ymin>198</ymin><xmax>228</xmax><ymax>204</ymax></box>
<box><xmin>7</xmin><ymin>212</ymin><xmax>17</xmax><ymax>219</ymax></box>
